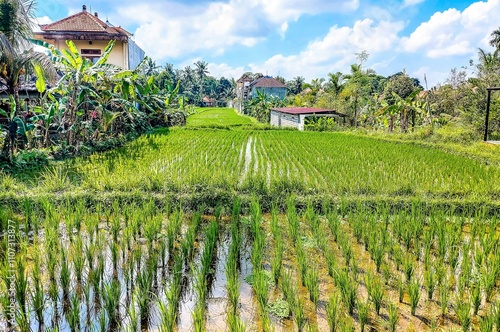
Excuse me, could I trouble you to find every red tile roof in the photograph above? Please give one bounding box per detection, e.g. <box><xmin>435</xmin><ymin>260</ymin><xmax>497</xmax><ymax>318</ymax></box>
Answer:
<box><xmin>251</xmin><ymin>77</ymin><xmax>286</xmax><ymax>88</ymax></box>
<box><xmin>271</xmin><ymin>107</ymin><xmax>346</xmax><ymax>116</ymax></box>
<box><xmin>39</xmin><ymin>9</ymin><xmax>131</xmax><ymax>37</ymax></box>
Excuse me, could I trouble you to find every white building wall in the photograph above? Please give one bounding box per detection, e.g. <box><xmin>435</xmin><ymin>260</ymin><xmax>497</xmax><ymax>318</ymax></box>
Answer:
<box><xmin>270</xmin><ymin>111</ymin><xmax>280</xmax><ymax>126</ymax></box>
<box><xmin>270</xmin><ymin>110</ymin><xmax>300</xmax><ymax>129</ymax></box>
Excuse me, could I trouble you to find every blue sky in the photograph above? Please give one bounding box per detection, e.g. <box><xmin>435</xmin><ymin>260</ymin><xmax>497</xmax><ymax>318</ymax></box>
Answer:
<box><xmin>35</xmin><ymin>0</ymin><xmax>500</xmax><ymax>87</ymax></box>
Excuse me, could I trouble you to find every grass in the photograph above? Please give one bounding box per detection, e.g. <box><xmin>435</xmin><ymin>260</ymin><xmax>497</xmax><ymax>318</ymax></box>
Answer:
<box><xmin>186</xmin><ymin>107</ymin><xmax>258</xmax><ymax>127</ymax></box>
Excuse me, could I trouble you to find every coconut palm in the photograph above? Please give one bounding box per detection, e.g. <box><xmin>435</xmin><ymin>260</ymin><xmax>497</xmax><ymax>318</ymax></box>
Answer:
<box><xmin>490</xmin><ymin>27</ymin><xmax>500</xmax><ymax>50</ymax></box>
<box><xmin>326</xmin><ymin>71</ymin><xmax>346</xmax><ymax>96</ymax></box>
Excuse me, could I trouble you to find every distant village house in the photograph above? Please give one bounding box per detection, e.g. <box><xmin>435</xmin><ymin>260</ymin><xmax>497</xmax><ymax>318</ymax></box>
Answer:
<box><xmin>235</xmin><ymin>74</ymin><xmax>286</xmax><ymax>111</ymax></box>
<box><xmin>34</xmin><ymin>5</ymin><xmax>145</xmax><ymax>70</ymax></box>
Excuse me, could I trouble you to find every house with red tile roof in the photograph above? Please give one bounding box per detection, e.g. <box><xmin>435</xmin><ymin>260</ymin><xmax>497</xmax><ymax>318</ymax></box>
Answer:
<box><xmin>34</xmin><ymin>5</ymin><xmax>144</xmax><ymax>70</ymax></box>
<box><xmin>249</xmin><ymin>76</ymin><xmax>286</xmax><ymax>100</ymax></box>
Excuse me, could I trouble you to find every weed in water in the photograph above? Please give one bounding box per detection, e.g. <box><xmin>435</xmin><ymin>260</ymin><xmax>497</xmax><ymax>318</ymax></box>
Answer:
<box><xmin>268</xmin><ymin>298</ymin><xmax>290</xmax><ymax>319</ymax></box>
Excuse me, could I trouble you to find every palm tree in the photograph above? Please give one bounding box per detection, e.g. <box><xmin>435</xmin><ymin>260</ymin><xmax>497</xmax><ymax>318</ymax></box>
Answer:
<box><xmin>490</xmin><ymin>27</ymin><xmax>500</xmax><ymax>50</ymax></box>
<box><xmin>326</xmin><ymin>71</ymin><xmax>346</xmax><ymax>96</ymax></box>
<box><xmin>194</xmin><ymin>60</ymin><xmax>209</xmax><ymax>105</ymax></box>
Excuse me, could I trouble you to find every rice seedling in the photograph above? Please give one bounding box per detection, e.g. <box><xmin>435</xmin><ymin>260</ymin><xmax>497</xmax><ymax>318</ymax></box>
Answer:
<box><xmin>408</xmin><ymin>277</ymin><xmax>421</xmax><ymax>316</ymax></box>
<box><xmin>281</xmin><ymin>270</ymin><xmax>295</xmax><ymax>308</ymax></box>
<box><xmin>325</xmin><ymin>250</ymin><xmax>336</xmax><ymax>278</ymax></box>
<box><xmin>271</xmin><ymin>239</ymin><xmax>284</xmax><ymax>285</ymax></box>
<box><xmin>98</xmin><ymin>309</ymin><xmax>108</xmax><ymax>332</ymax></box>
<box><xmin>71</xmin><ymin>237</ymin><xmax>85</xmax><ymax>284</ymax></box>
<box><xmin>334</xmin><ymin>269</ymin><xmax>356</xmax><ymax>315</ymax></box>
<box><xmin>493</xmin><ymin>302</ymin><xmax>500</xmax><ymax>332</ymax></box>
<box><xmin>192</xmin><ymin>302</ymin><xmax>205</xmax><ymax>332</ymax></box>
<box><xmin>66</xmin><ymin>293</ymin><xmax>81</xmax><ymax>332</ymax></box>
<box><xmin>479</xmin><ymin>312</ymin><xmax>494</xmax><ymax>332</ymax></box>
<box><xmin>31</xmin><ymin>254</ymin><xmax>45</xmax><ymax>325</ymax></box>
<box><xmin>439</xmin><ymin>279</ymin><xmax>449</xmax><ymax>317</ymax></box>
<box><xmin>471</xmin><ymin>281</ymin><xmax>481</xmax><ymax>315</ymax></box>
<box><xmin>103</xmin><ymin>280</ymin><xmax>121</xmax><ymax>328</ymax></box>
<box><xmin>402</xmin><ymin>252</ymin><xmax>414</xmax><ymax>283</ymax></box>
<box><xmin>365</xmin><ymin>272</ymin><xmax>384</xmax><ymax>315</ymax></box>
<box><xmin>227</xmin><ymin>311</ymin><xmax>246</xmax><ymax>332</ymax></box>
<box><xmin>326</xmin><ymin>292</ymin><xmax>340</xmax><ymax>332</ymax></box>
<box><xmin>304</xmin><ymin>266</ymin><xmax>319</xmax><ymax>307</ymax></box>
<box><xmin>15</xmin><ymin>310</ymin><xmax>30</xmax><ymax>332</ymax></box>
<box><xmin>296</xmin><ymin>242</ymin><xmax>307</xmax><ymax>286</ymax></box>
<box><xmin>357</xmin><ymin>299</ymin><xmax>370</xmax><ymax>332</ymax></box>
<box><xmin>454</xmin><ymin>298</ymin><xmax>471</xmax><ymax>332</ymax></box>
<box><xmin>482</xmin><ymin>264</ymin><xmax>498</xmax><ymax>303</ymax></box>
<box><xmin>424</xmin><ymin>264</ymin><xmax>436</xmax><ymax>301</ymax></box>
<box><xmin>135</xmin><ymin>269</ymin><xmax>153</xmax><ymax>328</ymax></box>
<box><xmin>397</xmin><ymin>274</ymin><xmax>405</xmax><ymax>303</ymax></box>
<box><xmin>158</xmin><ymin>298</ymin><xmax>177</xmax><ymax>332</ymax></box>
<box><xmin>15</xmin><ymin>256</ymin><xmax>28</xmax><ymax>314</ymax></box>
<box><xmin>293</xmin><ymin>295</ymin><xmax>306</xmax><ymax>332</ymax></box>
<box><xmin>253</xmin><ymin>269</ymin><xmax>269</xmax><ymax>313</ymax></box>
<box><xmin>371</xmin><ymin>241</ymin><xmax>385</xmax><ymax>273</ymax></box>
<box><xmin>387</xmin><ymin>301</ymin><xmax>399</xmax><ymax>332</ymax></box>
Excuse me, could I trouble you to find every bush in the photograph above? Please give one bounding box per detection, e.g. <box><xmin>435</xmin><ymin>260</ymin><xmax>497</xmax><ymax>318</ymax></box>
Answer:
<box><xmin>13</xmin><ymin>149</ymin><xmax>49</xmax><ymax>171</ymax></box>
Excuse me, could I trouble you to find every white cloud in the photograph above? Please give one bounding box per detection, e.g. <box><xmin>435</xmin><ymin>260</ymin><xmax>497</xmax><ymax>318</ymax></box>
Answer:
<box><xmin>411</xmin><ymin>66</ymin><xmax>449</xmax><ymax>88</ymax></box>
<box><xmin>401</xmin><ymin>0</ymin><xmax>500</xmax><ymax>58</ymax></box>
<box><xmin>116</xmin><ymin>0</ymin><xmax>358</xmax><ymax>59</ymax></box>
<box><xmin>33</xmin><ymin>16</ymin><xmax>52</xmax><ymax>32</ymax></box>
<box><xmin>215</xmin><ymin>18</ymin><xmax>405</xmax><ymax>81</ymax></box>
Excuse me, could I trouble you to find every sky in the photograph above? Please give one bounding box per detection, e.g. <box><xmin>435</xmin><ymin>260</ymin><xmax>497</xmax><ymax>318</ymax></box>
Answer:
<box><xmin>35</xmin><ymin>0</ymin><xmax>500</xmax><ymax>87</ymax></box>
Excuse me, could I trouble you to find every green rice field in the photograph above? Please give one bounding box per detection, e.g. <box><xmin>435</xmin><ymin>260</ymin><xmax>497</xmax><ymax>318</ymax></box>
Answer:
<box><xmin>0</xmin><ymin>108</ymin><xmax>500</xmax><ymax>331</ymax></box>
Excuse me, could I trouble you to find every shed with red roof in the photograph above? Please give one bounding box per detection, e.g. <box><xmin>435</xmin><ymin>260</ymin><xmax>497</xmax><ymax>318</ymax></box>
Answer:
<box><xmin>270</xmin><ymin>107</ymin><xmax>347</xmax><ymax>130</ymax></box>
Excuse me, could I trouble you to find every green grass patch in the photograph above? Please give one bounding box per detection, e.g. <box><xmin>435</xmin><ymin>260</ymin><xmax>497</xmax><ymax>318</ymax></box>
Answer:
<box><xmin>186</xmin><ymin>107</ymin><xmax>258</xmax><ymax>127</ymax></box>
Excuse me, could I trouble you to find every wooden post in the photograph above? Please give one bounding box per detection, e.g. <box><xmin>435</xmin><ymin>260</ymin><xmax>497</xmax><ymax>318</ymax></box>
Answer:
<box><xmin>484</xmin><ymin>89</ymin><xmax>492</xmax><ymax>141</ymax></box>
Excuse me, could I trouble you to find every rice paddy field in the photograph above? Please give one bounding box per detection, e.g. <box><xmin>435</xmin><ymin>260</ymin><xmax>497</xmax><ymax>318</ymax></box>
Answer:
<box><xmin>1</xmin><ymin>108</ymin><xmax>500</xmax><ymax>331</ymax></box>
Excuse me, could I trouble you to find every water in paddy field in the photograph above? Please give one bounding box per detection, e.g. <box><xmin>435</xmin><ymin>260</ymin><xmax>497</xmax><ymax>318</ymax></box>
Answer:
<box><xmin>3</xmin><ymin>207</ymin><xmax>498</xmax><ymax>331</ymax></box>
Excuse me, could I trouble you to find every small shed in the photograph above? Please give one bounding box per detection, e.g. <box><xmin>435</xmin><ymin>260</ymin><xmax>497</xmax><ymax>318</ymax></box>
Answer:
<box><xmin>270</xmin><ymin>107</ymin><xmax>347</xmax><ymax>130</ymax></box>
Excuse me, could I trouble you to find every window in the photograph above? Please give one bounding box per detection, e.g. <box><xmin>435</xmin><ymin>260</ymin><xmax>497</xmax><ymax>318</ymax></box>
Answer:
<box><xmin>81</xmin><ymin>49</ymin><xmax>101</xmax><ymax>63</ymax></box>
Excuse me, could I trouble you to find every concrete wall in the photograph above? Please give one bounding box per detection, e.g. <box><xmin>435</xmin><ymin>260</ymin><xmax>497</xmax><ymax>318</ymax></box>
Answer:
<box><xmin>128</xmin><ymin>39</ymin><xmax>145</xmax><ymax>70</ymax></box>
<box><xmin>270</xmin><ymin>110</ymin><xmax>300</xmax><ymax>129</ymax></box>
<box><xmin>252</xmin><ymin>87</ymin><xmax>286</xmax><ymax>100</ymax></box>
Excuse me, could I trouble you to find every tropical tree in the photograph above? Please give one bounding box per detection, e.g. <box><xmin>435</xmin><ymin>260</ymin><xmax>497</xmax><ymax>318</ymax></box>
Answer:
<box><xmin>490</xmin><ymin>27</ymin><xmax>500</xmax><ymax>50</ymax></box>
<box><xmin>194</xmin><ymin>60</ymin><xmax>209</xmax><ymax>105</ymax></box>
<box><xmin>245</xmin><ymin>90</ymin><xmax>284</xmax><ymax>122</ymax></box>
<box><xmin>0</xmin><ymin>0</ymin><xmax>56</xmax><ymax>159</ymax></box>
<box><xmin>326</xmin><ymin>71</ymin><xmax>346</xmax><ymax>96</ymax></box>
<box><xmin>287</xmin><ymin>76</ymin><xmax>305</xmax><ymax>95</ymax></box>
<box><xmin>344</xmin><ymin>64</ymin><xmax>370</xmax><ymax>126</ymax></box>
<box><xmin>378</xmin><ymin>89</ymin><xmax>424</xmax><ymax>132</ymax></box>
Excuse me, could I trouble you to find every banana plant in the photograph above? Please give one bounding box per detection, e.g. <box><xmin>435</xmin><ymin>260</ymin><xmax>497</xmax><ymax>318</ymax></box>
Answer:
<box><xmin>0</xmin><ymin>96</ymin><xmax>33</xmax><ymax>158</ymax></box>
<box><xmin>31</xmin><ymin>92</ymin><xmax>62</xmax><ymax>148</ymax></box>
